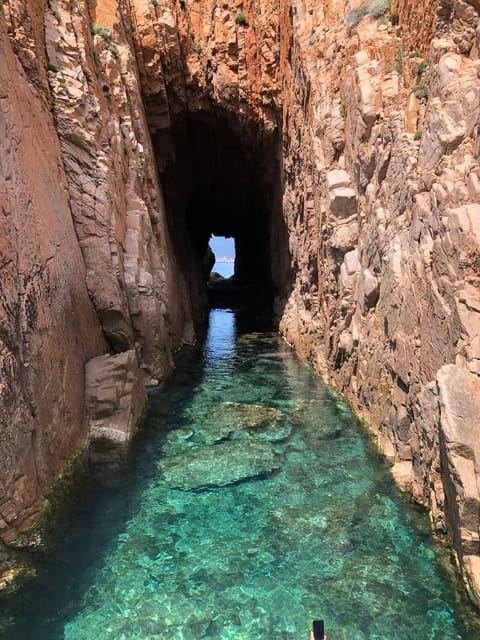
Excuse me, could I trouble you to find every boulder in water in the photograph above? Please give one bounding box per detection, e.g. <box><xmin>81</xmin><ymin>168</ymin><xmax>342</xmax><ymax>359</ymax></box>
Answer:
<box><xmin>157</xmin><ymin>440</ymin><xmax>282</xmax><ymax>490</ymax></box>
<box><xmin>201</xmin><ymin>402</ymin><xmax>291</xmax><ymax>444</ymax></box>
<box><xmin>162</xmin><ymin>402</ymin><xmax>291</xmax><ymax>456</ymax></box>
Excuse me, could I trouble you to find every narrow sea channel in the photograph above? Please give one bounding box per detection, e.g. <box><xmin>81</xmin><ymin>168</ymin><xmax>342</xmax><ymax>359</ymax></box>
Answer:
<box><xmin>1</xmin><ymin>308</ymin><xmax>478</xmax><ymax>639</ymax></box>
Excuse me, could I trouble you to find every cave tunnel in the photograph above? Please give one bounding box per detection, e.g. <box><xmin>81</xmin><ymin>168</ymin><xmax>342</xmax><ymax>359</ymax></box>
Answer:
<box><xmin>151</xmin><ymin>109</ymin><xmax>291</xmax><ymax>330</ymax></box>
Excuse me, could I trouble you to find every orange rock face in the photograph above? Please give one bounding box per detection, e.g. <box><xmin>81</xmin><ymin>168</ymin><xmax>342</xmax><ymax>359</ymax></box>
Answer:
<box><xmin>0</xmin><ymin>10</ymin><xmax>105</xmax><ymax>540</ymax></box>
<box><xmin>1</xmin><ymin>0</ymin><xmax>480</xmax><ymax>605</ymax></box>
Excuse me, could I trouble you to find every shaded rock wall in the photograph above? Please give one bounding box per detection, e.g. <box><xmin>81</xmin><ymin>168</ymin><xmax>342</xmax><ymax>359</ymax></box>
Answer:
<box><xmin>0</xmin><ymin>8</ymin><xmax>105</xmax><ymax>541</ymax></box>
<box><xmin>0</xmin><ymin>0</ymin><xmax>193</xmax><ymax>544</ymax></box>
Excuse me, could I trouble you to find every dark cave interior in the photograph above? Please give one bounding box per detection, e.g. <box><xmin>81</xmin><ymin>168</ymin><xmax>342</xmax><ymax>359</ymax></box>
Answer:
<box><xmin>151</xmin><ymin>110</ymin><xmax>290</xmax><ymax>329</ymax></box>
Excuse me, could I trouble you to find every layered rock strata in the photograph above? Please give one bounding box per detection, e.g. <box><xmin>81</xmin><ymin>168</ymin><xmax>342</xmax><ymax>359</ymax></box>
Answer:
<box><xmin>1</xmin><ymin>0</ymin><xmax>480</xmax><ymax>607</ymax></box>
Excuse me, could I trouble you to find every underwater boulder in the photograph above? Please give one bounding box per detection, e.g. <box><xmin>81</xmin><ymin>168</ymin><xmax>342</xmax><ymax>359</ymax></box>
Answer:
<box><xmin>157</xmin><ymin>440</ymin><xmax>282</xmax><ymax>490</ymax></box>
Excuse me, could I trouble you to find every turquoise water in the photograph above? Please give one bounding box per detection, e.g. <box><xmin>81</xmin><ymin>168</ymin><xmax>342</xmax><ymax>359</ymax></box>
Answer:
<box><xmin>1</xmin><ymin>309</ymin><xmax>478</xmax><ymax>639</ymax></box>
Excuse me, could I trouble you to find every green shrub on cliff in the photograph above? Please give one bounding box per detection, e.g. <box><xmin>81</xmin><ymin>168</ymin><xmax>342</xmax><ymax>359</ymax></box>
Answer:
<box><xmin>234</xmin><ymin>11</ymin><xmax>249</xmax><ymax>26</ymax></box>
<box><xmin>346</xmin><ymin>0</ymin><xmax>390</xmax><ymax>26</ymax></box>
<box><xmin>416</xmin><ymin>60</ymin><xmax>428</xmax><ymax>75</ymax></box>
<box><xmin>412</xmin><ymin>84</ymin><xmax>429</xmax><ymax>99</ymax></box>
<box><xmin>367</xmin><ymin>0</ymin><xmax>391</xmax><ymax>16</ymax></box>
<box><xmin>345</xmin><ymin>4</ymin><xmax>368</xmax><ymax>26</ymax></box>
<box><xmin>90</xmin><ymin>22</ymin><xmax>111</xmax><ymax>40</ymax></box>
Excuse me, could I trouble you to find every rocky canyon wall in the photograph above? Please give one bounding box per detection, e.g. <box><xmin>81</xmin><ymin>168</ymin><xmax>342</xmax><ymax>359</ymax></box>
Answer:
<box><xmin>1</xmin><ymin>0</ymin><xmax>480</xmax><ymax>607</ymax></box>
<box><xmin>0</xmin><ymin>7</ymin><xmax>105</xmax><ymax>542</ymax></box>
<box><xmin>277</xmin><ymin>0</ymin><xmax>480</xmax><ymax>603</ymax></box>
<box><xmin>0</xmin><ymin>0</ymin><xmax>193</xmax><ymax>545</ymax></box>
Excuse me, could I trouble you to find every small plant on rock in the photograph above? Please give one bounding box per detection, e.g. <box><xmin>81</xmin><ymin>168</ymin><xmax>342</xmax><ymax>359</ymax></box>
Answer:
<box><xmin>234</xmin><ymin>11</ymin><xmax>249</xmax><ymax>26</ymax></box>
<box><xmin>416</xmin><ymin>60</ymin><xmax>428</xmax><ymax>75</ymax></box>
<box><xmin>192</xmin><ymin>42</ymin><xmax>201</xmax><ymax>55</ymax></box>
<box><xmin>52</xmin><ymin>10</ymin><xmax>61</xmax><ymax>22</ymax></box>
<box><xmin>345</xmin><ymin>4</ymin><xmax>368</xmax><ymax>26</ymax></box>
<box><xmin>414</xmin><ymin>131</ymin><xmax>423</xmax><ymax>140</ymax></box>
<box><xmin>47</xmin><ymin>62</ymin><xmax>60</xmax><ymax>73</ymax></box>
<box><xmin>367</xmin><ymin>0</ymin><xmax>390</xmax><ymax>17</ymax></box>
<box><xmin>104</xmin><ymin>41</ymin><xmax>119</xmax><ymax>58</ymax></box>
<box><xmin>81</xmin><ymin>64</ymin><xmax>91</xmax><ymax>80</ymax></box>
<box><xmin>412</xmin><ymin>84</ymin><xmax>429</xmax><ymax>99</ymax></box>
<box><xmin>377</xmin><ymin>15</ymin><xmax>389</xmax><ymax>26</ymax></box>
<box><xmin>150</xmin><ymin>0</ymin><xmax>158</xmax><ymax>6</ymax></box>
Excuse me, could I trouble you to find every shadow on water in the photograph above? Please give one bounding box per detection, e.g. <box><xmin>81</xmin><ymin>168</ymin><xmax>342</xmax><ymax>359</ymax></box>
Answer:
<box><xmin>1</xmin><ymin>309</ymin><xmax>480</xmax><ymax>640</ymax></box>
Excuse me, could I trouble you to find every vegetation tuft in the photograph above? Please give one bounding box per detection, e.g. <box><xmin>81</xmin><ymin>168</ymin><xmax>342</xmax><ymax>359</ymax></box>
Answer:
<box><xmin>346</xmin><ymin>0</ymin><xmax>391</xmax><ymax>26</ymax></box>
<box><xmin>416</xmin><ymin>60</ymin><xmax>428</xmax><ymax>75</ymax></box>
<box><xmin>412</xmin><ymin>84</ymin><xmax>429</xmax><ymax>99</ymax></box>
<box><xmin>234</xmin><ymin>11</ymin><xmax>249</xmax><ymax>26</ymax></box>
<box><xmin>367</xmin><ymin>0</ymin><xmax>391</xmax><ymax>17</ymax></box>
<box><xmin>90</xmin><ymin>23</ymin><xmax>119</xmax><ymax>59</ymax></box>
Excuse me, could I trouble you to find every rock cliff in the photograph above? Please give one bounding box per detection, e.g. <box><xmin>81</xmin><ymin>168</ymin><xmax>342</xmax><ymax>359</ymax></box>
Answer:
<box><xmin>1</xmin><ymin>0</ymin><xmax>480</xmax><ymax>605</ymax></box>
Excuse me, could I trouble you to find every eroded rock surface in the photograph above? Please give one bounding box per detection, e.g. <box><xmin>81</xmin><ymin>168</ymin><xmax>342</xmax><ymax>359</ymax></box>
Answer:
<box><xmin>85</xmin><ymin>351</ymin><xmax>147</xmax><ymax>465</ymax></box>
<box><xmin>437</xmin><ymin>365</ymin><xmax>480</xmax><ymax>601</ymax></box>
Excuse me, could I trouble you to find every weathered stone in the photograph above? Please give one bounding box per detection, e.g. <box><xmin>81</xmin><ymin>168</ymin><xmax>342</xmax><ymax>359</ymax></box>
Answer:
<box><xmin>328</xmin><ymin>187</ymin><xmax>358</xmax><ymax>218</ymax></box>
<box><xmin>330</xmin><ymin>222</ymin><xmax>359</xmax><ymax>252</ymax></box>
<box><xmin>344</xmin><ymin>250</ymin><xmax>361</xmax><ymax>276</ymax></box>
<box><xmin>363</xmin><ymin>269</ymin><xmax>379</xmax><ymax>309</ymax></box>
<box><xmin>326</xmin><ymin>169</ymin><xmax>351</xmax><ymax>191</ymax></box>
<box><xmin>437</xmin><ymin>365</ymin><xmax>480</xmax><ymax>599</ymax></box>
<box><xmin>85</xmin><ymin>351</ymin><xmax>147</xmax><ymax>465</ymax></box>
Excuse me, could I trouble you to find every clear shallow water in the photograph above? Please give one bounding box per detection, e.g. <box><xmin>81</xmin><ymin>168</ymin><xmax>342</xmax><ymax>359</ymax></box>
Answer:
<box><xmin>1</xmin><ymin>309</ymin><xmax>478</xmax><ymax>640</ymax></box>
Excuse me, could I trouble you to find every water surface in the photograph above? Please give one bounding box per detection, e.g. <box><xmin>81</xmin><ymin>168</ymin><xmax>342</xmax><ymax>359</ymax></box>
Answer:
<box><xmin>1</xmin><ymin>310</ymin><xmax>478</xmax><ymax>639</ymax></box>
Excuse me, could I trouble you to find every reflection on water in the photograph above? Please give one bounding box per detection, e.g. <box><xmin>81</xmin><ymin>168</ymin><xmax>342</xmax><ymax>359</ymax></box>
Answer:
<box><xmin>1</xmin><ymin>310</ymin><xmax>478</xmax><ymax>640</ymax></box>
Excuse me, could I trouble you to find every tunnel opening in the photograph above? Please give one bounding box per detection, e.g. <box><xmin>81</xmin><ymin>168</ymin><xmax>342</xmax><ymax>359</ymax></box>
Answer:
<box><xmin>151</xmin><ymin>109</ymin><xmax>290</xmax><ymax>331</ymax></box>
<box><xmin>206</xmin><ymin>235</ymin><xmax>237</xmax><ymax>310</ymax></box>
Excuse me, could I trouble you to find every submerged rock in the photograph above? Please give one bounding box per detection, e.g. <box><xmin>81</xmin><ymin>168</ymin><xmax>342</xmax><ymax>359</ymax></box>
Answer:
<box><xmin>157</xmin><ymin>440</ymin><xmax>282</xmax><ymax>490</ymax></box>
<box><xmin>163</xmin><ymin>402</ymin><xmax>291</xmax><ymax>456</ymax></box>
<box><xmin>202</xmin><ymin>402</ymin><xmax>291</xmax><ymax>443</ymax></box>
